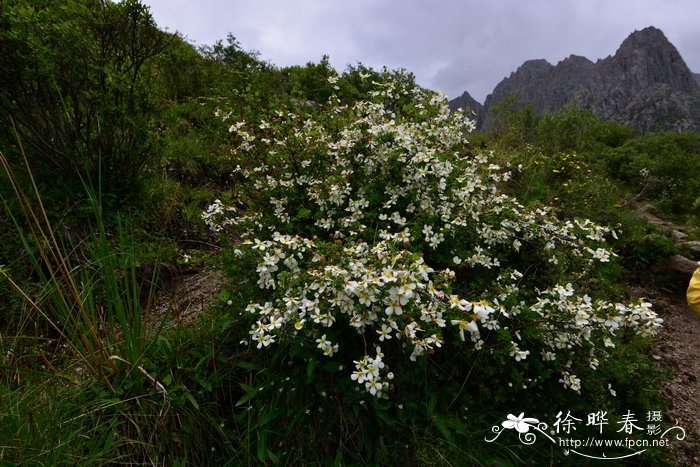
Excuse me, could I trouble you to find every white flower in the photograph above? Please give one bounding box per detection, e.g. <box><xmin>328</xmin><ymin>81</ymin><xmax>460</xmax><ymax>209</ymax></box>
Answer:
<box><xmin>377</xmin><ymin>324</ymin><xmax>393</xmax><ymax>341</ymax></box>
<box><xmin>385</xmin><ymin>298</ymin><xmax>403</xmax><ymax>316</ymax></box>
<box><xmin>366</xmin><ymin>379</ymin><xmax>383</xmax><ymax>395</ymax></box>
<box><xmin>591</xmin><ymin>248</ymin><xmax>611</xmax><ymax>262</ymax></box>
<box><xmin>450</xmin><ymin>319</ymin><xmax>478</xmax><ymax>341</ymax></box>
<box><xmin>316</xmin><ymin>334</ymin><xmax>339</xmax><ymax>356</ymax></box>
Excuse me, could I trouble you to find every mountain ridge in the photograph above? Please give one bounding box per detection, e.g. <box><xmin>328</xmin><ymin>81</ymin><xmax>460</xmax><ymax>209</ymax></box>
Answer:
<box><xmin>450</xmin><ymin>27</ymin><xmax>700</xmax><ymax>132</ymax></box>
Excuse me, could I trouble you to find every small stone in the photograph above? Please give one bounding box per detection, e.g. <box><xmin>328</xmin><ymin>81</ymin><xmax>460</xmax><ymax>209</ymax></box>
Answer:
<box><xmin>682</xmin><ymin>241</ymin><xmax>700</xmax><ymax>254</ymax></box>
<box><xmin>655</xmin><ymin>254</ymin><xmax>697</xmax><ymax>279</ymax></box>
<box><xmin>672</xmin><ymin>230</ymin><xmax>688</xmax><ymax>241</ymax></box>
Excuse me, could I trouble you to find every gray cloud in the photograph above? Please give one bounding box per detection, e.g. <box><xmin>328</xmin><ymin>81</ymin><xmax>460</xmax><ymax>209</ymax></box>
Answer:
<box><xmin>143</xmin><ymin>0</ymin><xmax>700</xmax><ymax>103</ymax></box>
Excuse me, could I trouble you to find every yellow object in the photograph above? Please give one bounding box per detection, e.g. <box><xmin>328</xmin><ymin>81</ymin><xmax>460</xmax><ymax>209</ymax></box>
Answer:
<box><xmin>687</xmin><ymin>264</ymin><xmax>700</xmax><ymax>314</ymax></box>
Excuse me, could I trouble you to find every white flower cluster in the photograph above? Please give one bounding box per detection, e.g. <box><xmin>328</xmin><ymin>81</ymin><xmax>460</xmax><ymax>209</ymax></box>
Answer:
<box><xmin>531</xmin><ymin>283</ymin><xmax>661</xmax><ymax>390</ymax></box>
<box><xmin>351</xmin><ymin>347</ymin><xmax>393</xmax><ymax>396</ymax></box>
<box><xmin>206</xmin><ymin>75</ymin><xmax>662</xmax><ymax>396</ymax></box>
<box><xmin>243</xmin><ymin>232</ymin><xmax>457</xmax><ymax>366</ymax></box>
<box><xmin>559</xmin><ymin>371</ymin><xmax>582</xmax><ymax>393</ymax></box>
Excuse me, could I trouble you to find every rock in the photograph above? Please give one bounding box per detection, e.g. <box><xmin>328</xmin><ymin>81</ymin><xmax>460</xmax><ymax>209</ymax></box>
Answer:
<box><xmin>634</xmin><ymin>205</ymin><xmax>689</xmax><ymax>241</ymax></box>
<box><xmin>673</xmin><ymin>230</ymin><xmax>689</xmax><ymax>241</ymax></box>
<box><xmin>634</xmin><ymin>204</ymin><xmax>667</xmax><ymax>226</ymax></box>
<box><xmin>656</xmin><ymin>254</ymin><xmax>698</xmax><ymax>279</ymax></box>
<box><xmin>682</xmin><ymin>241</ymin><xmax>700</xmax><ymax>254</ymax></box>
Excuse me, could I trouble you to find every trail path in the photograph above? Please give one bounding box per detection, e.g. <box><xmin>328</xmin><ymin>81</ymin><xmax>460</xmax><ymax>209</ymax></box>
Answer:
<box><xmin>635</xmin><ymin>205</ymin><xmax>700</xmax><ymax>465</ymax></box>
<box><xmin>656</xmin><ymin>290</ymin><xmax>700</xmax><ymax>465</ymax></box>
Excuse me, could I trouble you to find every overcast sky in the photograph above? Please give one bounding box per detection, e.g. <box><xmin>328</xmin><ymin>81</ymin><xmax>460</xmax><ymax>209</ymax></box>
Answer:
<box><xmin>142</xmin><ymin>0</ymin><xmax>700</xmax><ymax>103</ymax></box>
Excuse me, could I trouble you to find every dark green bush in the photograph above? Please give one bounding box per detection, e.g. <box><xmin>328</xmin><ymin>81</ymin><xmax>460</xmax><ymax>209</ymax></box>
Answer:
<box><xmin>0</xmin><ymin>0</ymin><xmax>168</xmax><ymax>196</ymax></box>
<box><xmin>599</xmin><ymin>131</ymin><xmax>700</xmax><ymax>220</ymax></box>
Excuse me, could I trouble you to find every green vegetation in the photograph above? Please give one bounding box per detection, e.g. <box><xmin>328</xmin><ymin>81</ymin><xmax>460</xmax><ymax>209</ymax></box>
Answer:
<box><xmin>1</xmin><ymin>1</ymin><xmax>697</xmax><ymax>465</ymax></box>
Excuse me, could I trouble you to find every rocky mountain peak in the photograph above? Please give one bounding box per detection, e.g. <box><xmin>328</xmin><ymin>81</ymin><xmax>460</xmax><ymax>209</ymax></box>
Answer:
<box><xmin>621</xmin><ymin>25</ymin><xmax>668</xmax><ymax>47</ymax></box>
<box><xmin>453</xmin><ymin>26</ymin><xmax>700</xmax><ymax>133</ymax></box>
<box><xmin>514</xmin><ymin>59</ymin><xmax>554</xmax><ymax>76</ymax></box>
<box><xmin>447</xmin><ymin>90</ymin><xmax>483</xmax><ymax>115</ymax></box>
<box><xmin>482</xmin><ymin>59</ymin><xmax>553</xmax><ymax>115</ymax></box>
<box><xmin>611</xmin><ymin>26</ymin><xmax>697</xmax><ymax>93</ymax></box>
<box><xmin>559</xmin><ymin>54</ymin><xmax>593</xmax><ymax>67</ymax></box>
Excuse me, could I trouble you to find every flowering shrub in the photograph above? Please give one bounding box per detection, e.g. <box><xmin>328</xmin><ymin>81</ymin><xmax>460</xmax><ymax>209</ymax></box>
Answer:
<box><xmin>205</xmin><ymin>72</ymin><xmax>662</xmax><ymax>397</ymax></box>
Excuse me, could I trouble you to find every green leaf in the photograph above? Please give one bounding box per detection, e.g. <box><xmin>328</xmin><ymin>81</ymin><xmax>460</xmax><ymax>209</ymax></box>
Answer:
<box><xmin>375</xmin><ymin>408</ymin><xmax>396</xmax><ymax>428</ymax></box>
<box><xmin>431</xmin><ymin>413</ymin><xmax>455</xmax><ymax>445</ymax></box>
<box><xmin>184</xmin><ymin>391</ymin><xmax>200</xmax><ymax>411</ymax></box>
<box><xmin>254</xmin><ymin>409</ymin><xmax>279</xmax><ymax>428</ymax></box>
<box><xmin>321</xmin><ymin>361</ymin><xmax>342</xmax><ymax>373</ymax></box>
<box><xmin>256</xmin><ymin>429</ymin><xmax>268</xmax><ymax>462</ymax></box>
<box><xmin>235</xmin><ymin>382</ymin><xmax>258</xmax><ymax>406</ymax></box>
<box><xmin>306</xmin><ymin>358</ymin><xmax>317</xmax><ymax>382</ymax></box>
<box><xmin>267</xmin><ymin>450</ymin><xmax>280</xmax><ymax>464</ymax></box>
<box><xmin>161</xmin><ymin>373</ymin><xmax>172</xmax><ymax>386</ymax></box>
<box><xmin>236</xmin><ymin>361</ymin><xmax>263</xmax><ymax>371</ymax></box>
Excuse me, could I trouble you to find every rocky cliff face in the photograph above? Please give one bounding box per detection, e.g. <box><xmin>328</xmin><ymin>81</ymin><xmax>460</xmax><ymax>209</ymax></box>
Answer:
<box><xmin>447</xmin><ymin>90</ymin><xmax>483</xmax><ymax>116</ymax></box>
<box><xmin>453</xmin><ymin>27</ymin><xmax>700</xmax><ymax>132</ymax></box>
<box><xmin>574</xmin><ymin>27</ymin><xmax>700</xmax><ymax>132</ymax></box>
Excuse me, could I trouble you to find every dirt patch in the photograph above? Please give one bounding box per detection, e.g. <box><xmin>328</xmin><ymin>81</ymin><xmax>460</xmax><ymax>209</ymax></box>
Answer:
<box><xmin>145</xmin><ymin>267</ymin><xmax>227</xmax><ymax>336</ymax></box>
<box><xmin>635</xmin><ymin>204</ymin><xmax>688</xmax><ymax>241</ymax></box>
<box><xmin>631</xmin><ymin>205</ymin><xmax>700</xmax><ymax>463</ymax></box>
<box><xmin>650</xmin><ymin>288</ymin><xmax>700</xmax><ymax>465</ymax></box>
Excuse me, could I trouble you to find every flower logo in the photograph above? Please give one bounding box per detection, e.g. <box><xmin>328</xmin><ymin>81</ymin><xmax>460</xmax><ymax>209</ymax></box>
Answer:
<box><xmin>502</xmin><ymin>413</ymin><xmax>540</xmax><ymax>433</ymax></box>
<box><xmin>487</xmin><ymin>412</ymin><xmax>553</xmax><ymax>445</ymax></box>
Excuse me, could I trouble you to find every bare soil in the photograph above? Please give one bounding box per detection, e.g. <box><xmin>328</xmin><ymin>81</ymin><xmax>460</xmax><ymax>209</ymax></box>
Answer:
<box><xmin>633</xmin><ymin>205</ymin><xmax>700</xmax><ymax>465</ymax></box>
<box><xmin>653</xmin><ymin>287</ymin><xmax>700</xmax><ymax>466</ymax></box>
<box><xmin>146</xmin><ymin>266</ymin><xmax>226</xmax><ymax>336</ymax></box>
